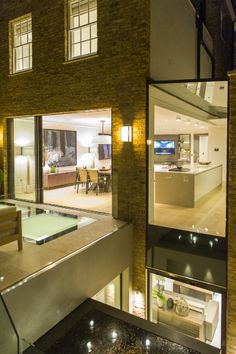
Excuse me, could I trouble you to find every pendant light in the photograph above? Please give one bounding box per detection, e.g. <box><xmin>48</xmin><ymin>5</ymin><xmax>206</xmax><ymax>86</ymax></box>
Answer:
<box><xmin>92</xmin><ymin>120</ymin><xmax>111</xmax><ymax>144</ymax></box>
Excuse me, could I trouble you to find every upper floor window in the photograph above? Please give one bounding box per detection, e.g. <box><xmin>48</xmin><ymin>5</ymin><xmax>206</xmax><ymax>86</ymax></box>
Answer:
<box><xmin>68</xmin><ymin>0</ymin><xmax>97</xmax><ymax>60</ymax></box>
<box><xmin>10</xmin><ymin>14</ymin><xmax>32</xmax><ymax>74</ymax></box>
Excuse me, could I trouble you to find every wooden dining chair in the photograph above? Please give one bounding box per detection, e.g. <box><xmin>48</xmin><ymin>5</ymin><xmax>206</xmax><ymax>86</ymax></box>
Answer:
<box><xmin>76</xmin><ymin>168</ymin><xmax>88</xmax><ymax>193</ymax></box>
<box><xmin>87</xmin><ymin>169</ymin><xmax>104</xmax><ymax>195</ymax></box>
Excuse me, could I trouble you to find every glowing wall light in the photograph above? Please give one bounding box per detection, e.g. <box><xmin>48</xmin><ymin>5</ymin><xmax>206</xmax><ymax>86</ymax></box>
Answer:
<box><xmin>120</xmin><ymin>126</ymin><xmax>132</xmax><ymax>142</ymax></box>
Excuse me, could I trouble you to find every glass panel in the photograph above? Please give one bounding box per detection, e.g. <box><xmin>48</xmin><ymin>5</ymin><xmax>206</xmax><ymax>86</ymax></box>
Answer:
<box><xmin>81</xmin><ymin>25</ymin><xmax>90</xmax><ymax>41</ymax></box>
<box><xmin>28</xmin><ymin>31</ymin><xmax>32</xmax><ymax>43</ymax></box>
<box><xmin>16</xmin><ymin>46</ymin><xmax>23</xmax><ymax>59</ymax></box>
<box><xmin>148</xmin><ymin>81</ymin><xmax>228</xmax><ymax>237</ymax></box>
<box><xmin>89</xmin><ymin>9</ymin><xmax>97</xmax><ymax>23</ymax></box>
<box><xmin>91</xmin><ymin>38</ymin><xmax>97</xmax><ymax>53</ymax></box>
<box><xmin>72</xmin><ymin>28</ymin><xmax>80</xmax><ymax>43</ymax></box>
<box><xmin>72</xmin><ymin>43</ymin><xmax>80</xmax><ymax>57</ymax></box>
<box><xmin>80</xmin><ymin>12</ymin><xmax>88</xmax><ymax>26</ymax></box>
<box><xmin>93</xmin><ymin>275</ymin><xmax>121</xmax><ymax>309</ymax></box>
<box><xmin>81</xmin><ymin>40</ymin><xmax>90</xmax><ymax>55</ymax></box>
<box><xmin>91</xmin><ymin>23</ymin><xmax>97</xmax><ymax>38</ymax></box>
<box><xmin>71</xmin><ymin>1</ymin><xmax>79</xmax><ymax>15</ymax></box>
<box><xmin>23</xmin><ymin>57</ymin><xmax>30</xmax><ymax>70</ymax></box>
<box><xmin>149</xmin><ymin>273</ymin><xmax>222</xmax><ymax>349</ymax></box>
<box><xmin>23</xmin><ymin>44</ymin><xmax>29</xmax><ymax>57</ymax></box>
<box><xmin>21</xmin><ymin>33</ymin><xmax>28</xmax><ymax>45</ymax></box>
<box><xmin>14</xmin><ymin>117</ymin><xmax>36</xmax><ymax>202</ymax></box>
<box><xmin>16</xmin><ymin>59</ymin><xmax>22</xmax><ymax>72</ymax></box>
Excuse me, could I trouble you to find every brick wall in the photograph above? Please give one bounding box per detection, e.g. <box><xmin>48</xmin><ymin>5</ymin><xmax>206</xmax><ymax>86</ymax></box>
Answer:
<box><xmin>0</xmin><ymin>0</ymin><xmax>150</xmax><ymax>316</ymax></box>
<box><xmin>227</xmin><ymin>72</ymin><xmax>236</xmax><ymax>354</ymax></box>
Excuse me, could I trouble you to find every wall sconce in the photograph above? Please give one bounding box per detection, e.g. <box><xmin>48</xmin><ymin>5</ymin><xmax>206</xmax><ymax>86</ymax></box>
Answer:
<box><xmin>121</xmin><ymin>126</ymin><xmax>132</xmax><ymax>142</ymax></box>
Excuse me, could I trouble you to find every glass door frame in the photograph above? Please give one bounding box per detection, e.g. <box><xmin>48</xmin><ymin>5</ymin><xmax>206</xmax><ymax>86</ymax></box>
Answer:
<box><xmin>7</xmin><ymin>116</ymin><xmax>43</xmax><ymax>203</ymax></box>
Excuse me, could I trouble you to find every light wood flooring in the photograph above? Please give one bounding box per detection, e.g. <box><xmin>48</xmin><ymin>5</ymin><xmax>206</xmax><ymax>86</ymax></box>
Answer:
<box><xmin>16</xmin><ymin>186</ymin><xmax>112</xmax><ymax>214</ymax></box>
<box><xmin>153</xmin><ymin>186</ymin><xmax>226</xmax><ymax>237</ymax></box>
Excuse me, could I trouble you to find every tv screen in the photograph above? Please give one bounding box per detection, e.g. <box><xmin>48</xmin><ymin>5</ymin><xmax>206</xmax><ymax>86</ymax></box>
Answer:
<box><xmin>98</xmin><ymin>144</ymin><xmax>112</xmax><ymax>160</ymax></box>
<box><xmin>154</xmin><ymin>140</ymin><xmax>175</xmax><ymax>155</ymax></box>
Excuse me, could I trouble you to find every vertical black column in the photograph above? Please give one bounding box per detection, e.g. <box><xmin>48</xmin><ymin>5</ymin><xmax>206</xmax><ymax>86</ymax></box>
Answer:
<box><xmin>35</xmin><ymin>116</ymin><xmax>43</xmax><ymax>203</ymax></box>
<box><xmin>7</xmin><ymin>118</ymin><xmax>15</xmax><ymax>199</ymax></box>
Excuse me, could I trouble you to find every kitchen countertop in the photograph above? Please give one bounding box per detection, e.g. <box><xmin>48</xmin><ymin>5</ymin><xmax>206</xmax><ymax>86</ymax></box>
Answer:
<box><xmin>154</xmin><ymin>164</ymin><xmax>222</xmax><ymax>176</ymax></box>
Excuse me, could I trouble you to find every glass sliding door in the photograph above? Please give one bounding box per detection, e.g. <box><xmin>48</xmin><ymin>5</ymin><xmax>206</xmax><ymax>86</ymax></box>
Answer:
<box><xmin>13</xmin><ymin>117</ymin><xmax>36</xmax><ymax>201</ymax></box>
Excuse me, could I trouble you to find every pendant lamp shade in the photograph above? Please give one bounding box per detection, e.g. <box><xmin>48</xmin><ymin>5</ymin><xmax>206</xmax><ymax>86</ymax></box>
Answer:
<box><xmin>92</xmin><ymin>120</ymin><xmax>111</xmax><ymax>144</ymax></box>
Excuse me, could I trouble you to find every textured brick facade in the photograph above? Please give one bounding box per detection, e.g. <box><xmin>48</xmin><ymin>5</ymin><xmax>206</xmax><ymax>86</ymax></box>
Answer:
<box><xmin>0</xmin><ymin>0</ymin><xmax>150</xmax><ymax>316</ymax></box>
<box><xmin>227</xmin><ymin>72</ymin><xmax>236</xmax><ymax>354</ymax></box>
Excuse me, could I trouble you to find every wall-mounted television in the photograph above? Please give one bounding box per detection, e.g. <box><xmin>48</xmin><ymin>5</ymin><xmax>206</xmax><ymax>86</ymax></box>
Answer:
<box><xmin>98</xmin><ymin>144</ymin><xmax>111</xmax><ymax>160</ymax></box>
<box><xmin>154</xmin><ymin>140</ymin><xmax>175</xmax><ymax>155</ymax></box>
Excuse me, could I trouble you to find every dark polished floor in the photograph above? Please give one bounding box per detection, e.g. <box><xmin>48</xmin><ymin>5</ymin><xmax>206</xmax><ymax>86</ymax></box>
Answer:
<box><xmin>24</xmin><ymin>300</ymin><xmax>219</xmax><ymax>354</ymax></box>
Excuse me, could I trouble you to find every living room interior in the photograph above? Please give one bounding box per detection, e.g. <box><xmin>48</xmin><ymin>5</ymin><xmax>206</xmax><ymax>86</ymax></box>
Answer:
<box><xmin>149</xmin><ymin>81</ymin><xmax>228</xmax><ymax>238</ymax></box>
<box><xmin>12</xmin><ymin>109</ymin><xmax>112</xmax><ymax>214</ymax></box>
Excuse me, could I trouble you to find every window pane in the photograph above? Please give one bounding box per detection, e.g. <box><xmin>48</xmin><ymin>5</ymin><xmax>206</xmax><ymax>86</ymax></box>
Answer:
<box><xmin>14</xmin><ymin>35</ymin><xmax>19</xmax><ymax>46</ymax></box>
<box><xmin>14</xmin><ymin>23</ymin><xmax>21</xmax><ymax>36</ymax></box>
<box><xmin>91</xmin><ymin>38</ymin><xmax>97</xmax><ymax>53</ymax></box>
<box><xmin>89</xmin><ymin>0</ymin><xmax>97</xmax><ymax>9</ymax></box>
<box><xmin>28</xmin><ymin>32</ymin><xmax>32</xmax><ymax>43</ymax></box>
<box><xmin>91</xmin><ymin>23</ymin><xmax>97</xmax><ymax>38</ymax></box>
<box><xmin>80</xmin><ymin>12</ymin><xmax>88</xmax><ymax>26</ymax></box>
<box><xmin>81</xmin><ymin>25</ymin><xmax>90</xmax><ymax>41</ymax></box>
<box><xmin>23</xmin><ymin>44</ymin><xmax>30</xmax><ymax>57</ymax></box>
<box><xmin>80</xmin><ymin>0</ymin><xmax>89</xmax><ymax>13</ymax></box>
<box><xmin>21</xmin><ymin>21</ymin><xmax>28</xmax><ymax>34</ymax></box>
<box><xmin>71</xmin><ymin>15</ymin><xmax>79</xmax><ymax>29</ymax></box>
<box><xmin>16</xmin><ymin>59</ymin><xmax>22</xmax><ymax>71</ymax></box>
<box><xmin>71</xmin><ymin>2</ymin><xmax>79</xmax><ymax>15</ymax></box>
<box><xmin>16</xmin><ymin>46</ymin><xmax>23</xmax><ymax>59</ymax></box>
<box><xmin>72</xmin><ymin>43</ymin><xmax>80</xmax><ymax>57</ymax></box>
<box><xmin>89</xmin><ymin>9</ymin><xmax>97</xmax><ymax>23</ymax></box>
<box><xmin>72</xmin><ymin>28</ymin><xmax>80</xmax><ymax>43</ymax></box>
<box><xmin>21</xmin><ymin>33</ymin><xmax>28</xmax><ymax>45</ymax></box>
<box><xmin>81</xmin><ymin>40</ymin><xmax>90</xmax><ymax>55</ymax></box>
<box><xmin>23</xmin><ymin>56</ymin><xmax>30</xmax><ymax>69</ymax></box>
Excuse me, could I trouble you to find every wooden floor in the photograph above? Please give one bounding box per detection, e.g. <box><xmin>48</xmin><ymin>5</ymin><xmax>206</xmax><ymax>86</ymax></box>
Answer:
<box><xmin>15</xmin><ymin>185</ymin><xmax>112</xmax><ymax>214</ymax></box>
<box><xmin>153</xmin><ymin>185</ymin><xmax>226</xmax><ymax>237</ymax></box>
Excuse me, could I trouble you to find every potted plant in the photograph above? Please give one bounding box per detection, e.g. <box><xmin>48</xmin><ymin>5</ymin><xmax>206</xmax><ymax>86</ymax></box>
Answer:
<box><xmin>152</xmin><ymin>275</ymin><xmax>167</xmax><ymax>308</ymax></box>
<box><xmin>0</xmin><ymin>168</ymin><xmax>4</xmax><ymax>194</ymax></box>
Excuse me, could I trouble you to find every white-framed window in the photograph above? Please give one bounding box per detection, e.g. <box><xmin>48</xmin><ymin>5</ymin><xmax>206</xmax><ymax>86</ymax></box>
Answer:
<box><xmin>68</xmin><ymin>0</ymin><xmax>97</xmax><ymax>60</ymax></box>
<box><xmin>10</xmin><ymin>15</ymin><xmax>32</xmax><ymax>73</ymax></box>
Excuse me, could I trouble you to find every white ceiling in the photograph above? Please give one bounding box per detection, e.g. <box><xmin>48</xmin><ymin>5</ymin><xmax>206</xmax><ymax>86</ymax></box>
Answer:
<box><xmin>155</xmin><ymin>106</ymin><xmax>227</xmax><ymax>134</ymax></box>
<box><xmin>43</xmin><ymin>109</ymin><xmax>111</xmax><ymax>129</ymax></box>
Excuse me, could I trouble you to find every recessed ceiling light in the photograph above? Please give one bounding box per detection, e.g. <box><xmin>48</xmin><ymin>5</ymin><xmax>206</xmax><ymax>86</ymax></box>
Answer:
<box><xmin>201</xmin><ymin>125</ymin><xmax>205</xmax><ymax>128</ymax></box>
<box><xmin>186</xmin><ymin>120</ymin><xmax>190</xmax><ymax>125</ymax></box>
<box><xmin>194</xmin><ymin>123</ymin><xmax>198</xmax><ymax>127</ymax></box>
<box><xmin>176</xmin><ymin>115</ymin><xmax>181</xmax><ymax>122</ymax></box>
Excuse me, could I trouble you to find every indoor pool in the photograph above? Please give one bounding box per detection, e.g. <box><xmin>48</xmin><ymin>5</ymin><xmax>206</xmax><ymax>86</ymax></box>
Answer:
<box><xmin>0</xmin><ymin>202</ymin><xmax>96</xmax><ymax>245</ymax></box>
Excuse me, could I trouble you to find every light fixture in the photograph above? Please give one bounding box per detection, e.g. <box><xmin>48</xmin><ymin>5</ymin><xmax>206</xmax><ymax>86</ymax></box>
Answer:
<box><xmin>92</xmin><ymin>120</ymin><xmax>111</xmax><ymax>144</ymax></box>
<box><xmin>186</xmin><ymin>119</ymin><xmax>190</xmax><ymax>125</ymax></box>
<box><xmin>147</xmin><ymin>139</ymin><xmax>152</xmax><ymax>145</ymax></box>
<box><xmin>176</xmin><ymin>115</ymin><xmax>181</xmax><ymax>122</ymax></box>
<box><xmin>111</xmin><ymin>330</ymin><xmax>118</xmax><ymax>343</ymax></box>
<box><xmin>121</xmin><ymin>126</ymin><xmax>132</xmax><ymax>142</ymax></box>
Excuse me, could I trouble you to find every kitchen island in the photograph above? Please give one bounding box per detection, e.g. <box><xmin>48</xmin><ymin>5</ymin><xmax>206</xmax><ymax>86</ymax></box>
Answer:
<box><xmin>155</xmin><ymin>164</ymin><xmax>222</xmax><ymax>207</ymax></box>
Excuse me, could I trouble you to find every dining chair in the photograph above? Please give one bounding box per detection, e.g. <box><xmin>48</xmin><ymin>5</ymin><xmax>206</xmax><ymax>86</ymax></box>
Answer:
<box><xmin>87</xmin><ymin>169</ymin><xmax>104</xmax><ymax>195</ymax></box>
<box><xmin>75</xmin><ymin>168</ymin><xmax>88</xmax><ymax>193</ymax></box>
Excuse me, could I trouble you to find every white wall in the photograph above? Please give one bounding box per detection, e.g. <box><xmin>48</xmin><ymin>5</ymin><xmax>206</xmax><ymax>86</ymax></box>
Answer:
<box><xmin>43</xmin><ymin>122</ymin><xmax>111</xmax><ymax>169</ymax></box>
<box><xmin>14</xmin><ymin>119</ymin><xmax>35</xmax><ymax>194</ymax></box>
<box><xmin>150</xmin><ymin>0</ymin><xmax>197</xmax><ymax>80</ymax></box>
<box><xmin>208</xmin><ymin>125</ymin><xmax>227</xmax><ymax>181</ymax></box>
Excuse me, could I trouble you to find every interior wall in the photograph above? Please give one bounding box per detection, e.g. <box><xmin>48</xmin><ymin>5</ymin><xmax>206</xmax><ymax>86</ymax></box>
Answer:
<box><xmin>14</xmin><ymin>119</ymin><xmax>35</xmax><ymax>194</ymax></box>
<box><xmin>43</xmin><ymin>121</ymin><xmax>111</xmax><ymax>169</ymax></box>
<box><xmin>208</xmin><ymin>125</ymin><xmax>227</xmax><ymax>181</ymax></box>
<box><xmin>150</xmin><ymin>0</ymin><xmax>197</xmax><ymax>80</ymax></box>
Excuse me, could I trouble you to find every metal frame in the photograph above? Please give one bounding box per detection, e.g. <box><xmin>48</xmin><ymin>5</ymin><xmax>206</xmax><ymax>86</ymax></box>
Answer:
<box><xmin>146</xmin><ymin>77</ymin><xmax>229</xmax><ymax>354</ymax></box>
